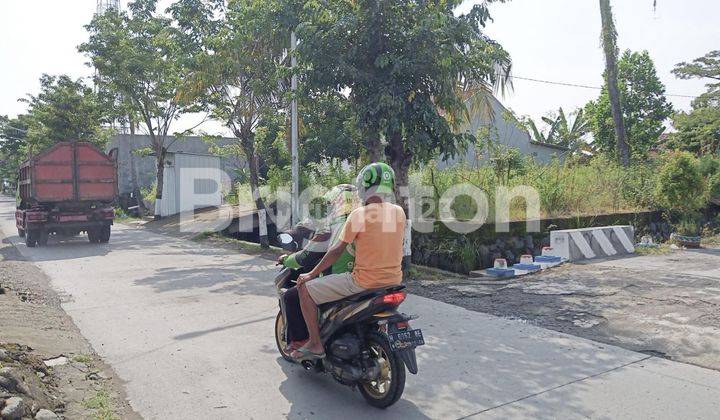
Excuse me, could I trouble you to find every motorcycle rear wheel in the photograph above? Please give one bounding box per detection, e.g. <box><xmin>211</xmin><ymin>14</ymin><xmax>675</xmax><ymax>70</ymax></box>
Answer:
<box><xmin>358</xmin><ymin>332</ymin><xmax>406</xmax><ymax>408</ymax></box>
<box><xmin>274</xmin><ymin>311</ymin><xmax>296</xmax><ymax>363</ymax></box>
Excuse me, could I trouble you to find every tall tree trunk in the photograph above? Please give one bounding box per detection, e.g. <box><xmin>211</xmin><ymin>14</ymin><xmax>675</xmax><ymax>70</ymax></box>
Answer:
<box><xmin>129</xmin><ymin>151</ymin><xmax>146</xmax><ymax>215</ymax></box>
<box><xmin>385</xmin><ymin>130</ymin><xmax>411</xmax><ymax>214</ymax></box>
<box><xmin>238</xmin><ymin>134</ymin><xmax>266</xmax><ymax>213</ymax></box>
<box><xmin>385</xmin><ymin>129</ymin><xmax>412</xmax><ymax>271</ymax></box>
<box><xmin>599</xmin><ymin>0</ymin><xmax>630</xmax><ymax>166</ymax></box>
<box><xmin>365</xmin><ymin>126</ymin><xmax>382</xmax><ymax>162</ymax></box>
<box><xmin>154</xmin><ymin>146</ymin><xmax>165</xmax><ymax>220</ymax></box>
<box><xmin>238</xmin><ymin>131</ymin><xmax>269</xmax><ymax>248</ymax></box>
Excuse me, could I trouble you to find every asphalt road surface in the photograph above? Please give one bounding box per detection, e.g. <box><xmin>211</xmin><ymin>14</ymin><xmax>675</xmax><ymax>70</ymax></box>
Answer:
<box><xmin>2</xmin><ymin>197</ymin><xmax>718</xmax><ymax>419</ymax></box>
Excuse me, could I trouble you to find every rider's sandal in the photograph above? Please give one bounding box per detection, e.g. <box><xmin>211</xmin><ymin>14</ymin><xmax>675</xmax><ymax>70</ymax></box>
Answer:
<box><xmin>291</xmin><ymin>346</ymin><xmax>326</xmax><ymax>361</ymax></box>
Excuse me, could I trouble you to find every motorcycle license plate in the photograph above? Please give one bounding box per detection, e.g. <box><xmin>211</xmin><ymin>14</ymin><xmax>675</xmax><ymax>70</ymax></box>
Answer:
<box><xmin>389</xmin><ymin>329</ymin><xmax>424</xmax><ymax>351</ymax></box>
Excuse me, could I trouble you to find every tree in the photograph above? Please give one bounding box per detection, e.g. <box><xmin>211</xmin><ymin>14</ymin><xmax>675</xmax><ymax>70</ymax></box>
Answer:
<box><xmin>585</xmin><ymin>50</ymin><xmax>673</xmax><ymax>159</ymax></box>
<box><xmin>672</xmin><ymin>50</ymin><xmax>720</xmax><ymax>108</ymax></box>
<box><xmin>19</xmin><ymin>75</ymin><xmax>112</xmax><ymax>152</ymax></box>
<box><xmin>524</xmin><ymin>107</ymin><xmax>590</xmax><ymax>151</ymax></box>
<box><xmin>298</xmin><ymin>0</ymin><xmax>511</xmax><ymax>211</ymax></box>
<box><xmin>170</xmin><ymin>0</ymin><xmax>289</xmax><ymax>215</ymax></box>
<box><xmin>666</xmin><ymin>108</ymin><xmax>720</xmax><ymax>155</ymax></box>
<box><xmin>598</xmin><ymin>0</ymin><xmax>630</xmax><ymax>166</ymax></box>
<box><xmin>80</xmin><ymin>0</ymin><xmax>193</xmax><ymax>218</ymax></box>
<box><xmin>0</xmin><ymin>115</ymin><xmax>30</xmax><ymax>185</ymax></box>
<box><xmin>667</xmin><ymin>50</ymin><xmax>720</xmax><ymax>155</ymax></box>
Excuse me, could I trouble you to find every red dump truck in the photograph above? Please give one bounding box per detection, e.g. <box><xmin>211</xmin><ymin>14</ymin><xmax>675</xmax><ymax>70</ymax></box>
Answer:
<box><xmin>15</xmin><ymin>141</ymin><xmax>118</xmax><ymax>247</ymax></box>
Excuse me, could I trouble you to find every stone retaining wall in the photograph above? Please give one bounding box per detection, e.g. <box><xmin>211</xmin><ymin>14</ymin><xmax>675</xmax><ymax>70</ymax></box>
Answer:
<box><xmin>411</xmin><ymin>210</ymin><xmax>692</xmax><ymax>274</ymax></box>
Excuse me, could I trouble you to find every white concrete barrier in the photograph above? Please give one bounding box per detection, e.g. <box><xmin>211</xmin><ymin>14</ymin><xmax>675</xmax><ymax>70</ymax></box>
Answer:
<box><xmin>549</xmin><ymin>225</ymin><xmax>635</xmax><ymax>261</ymax></box>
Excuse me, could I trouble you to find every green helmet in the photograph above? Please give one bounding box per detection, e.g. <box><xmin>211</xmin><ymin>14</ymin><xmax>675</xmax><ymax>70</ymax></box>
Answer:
<box><xmin>323</xmin><ymin>184</ymin><xmax>360</xmax><ymax>218</ymax></box>
<box><xmin>356</xmin><ymin>162</ymin><xmax>395</xmax><ymax>196</ymax></box>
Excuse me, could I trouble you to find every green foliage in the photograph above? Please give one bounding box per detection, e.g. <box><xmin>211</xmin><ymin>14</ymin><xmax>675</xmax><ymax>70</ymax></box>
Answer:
<box><xmin>672</xmin><ymin>50</ymin><xmax>720</xmax><ymax>109</ymax></box>
<box><xmin>654</xmin><ymin>151</ymin><xmax>705</xmax><ymax>212</ymax></box>
<box><xmin>298</xmin><ymin>0</ymin><xmax>511</xmax><ymax>207</ymax></box>
<box><xmin>80</xmin><ymin>0</ymin><xmax>195</xmax><ymax>200</ymax></box>
<box><xmin>0</xmin><ymin>114</ymin><xmax>29</xmax><ymax>182</ymax></box>
<box><xmin>586</xmin><ymin>50</ymin><xmax>674</xmax><ymax>159</ymax></box>
<box><xmin>169</xmin><ymin>0</ymin><xmax>290</xmax><ymax>211</ymax></box>
<box><xmin>20</xmin><ymin>74</ymin><xmax>113</xmax><ymax>150</ymax></box>
<box><xmin>698</xmin><ymin>155</ymin><xmax>720</xmax><ymax>178</ymax></box>
<box><xmin>523</xmin><ymin>107</ymin><xmax>590</xmax><ymax>151</ymax></box>
<box><xmin>141</xmin><ymin>182</ymin><xmax>156</xmax><ymax>206</ymax></box>
<box><xmin>707</xmin><ymin>173</ymin><xmax>720</xmax><ymax>203</ymax></box>
<box><xmin>667</xmin><ymin>107</ymin><xmax>720</xmax><ymax>156</ymax></box>
<box><xmin>674</xmin><ymin>215</ymin><xmax>701</xmax><ymax>237</ymax></box>
<box><xmin>474</xmin><ymin>123</ymin><xmax>529</xmax><ymax>186</ymax></box>
<box><xmin>0</xmin><ymin>74</ymin><xmax>113</xmax><ymax>181</ymax></box>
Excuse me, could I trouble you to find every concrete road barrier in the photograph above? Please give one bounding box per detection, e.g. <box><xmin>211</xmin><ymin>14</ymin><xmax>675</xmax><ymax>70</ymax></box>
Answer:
<box><xmin>549</xmin><ymin>225</ymin><xmax>635</xmax><ymax>261</ymax></box>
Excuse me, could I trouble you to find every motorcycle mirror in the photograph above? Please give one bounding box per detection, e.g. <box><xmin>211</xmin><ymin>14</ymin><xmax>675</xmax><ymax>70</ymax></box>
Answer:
<box><xmin>278</xmin><ymin>233</ymin><xmax>294</xmax><ymax>245</ymax></box>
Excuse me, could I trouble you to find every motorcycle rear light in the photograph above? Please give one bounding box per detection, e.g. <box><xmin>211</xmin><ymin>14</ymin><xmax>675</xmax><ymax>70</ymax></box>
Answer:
<box><xmin>381</xmin><ymin>291</ymin><xmax>406</xmax><ymax>306</ymax></box>
<box><xmin>395</xmin><ymin>321</ymin><xmax>409</xmax><ymax>329</ymax></box>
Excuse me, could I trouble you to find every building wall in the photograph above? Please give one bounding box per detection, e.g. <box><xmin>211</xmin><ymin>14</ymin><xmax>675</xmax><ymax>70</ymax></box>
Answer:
<box><xmin>439</xmin><ymin>96</ymin><xmax>568</xmax><ymax>168</ymax></box>
<box><xmin>159</xmin><ymin>153</ymin><xmax>223</xmax><ymax>217</ymax></box>
<box><xmin>106</xmin><ymin>134</ymin><xmax>244</xmax><ymax>195</ymax></box>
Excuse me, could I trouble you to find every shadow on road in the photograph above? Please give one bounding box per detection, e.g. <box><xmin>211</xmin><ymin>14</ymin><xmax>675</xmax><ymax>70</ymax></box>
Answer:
<box><xmin>275</xmin><ymin>357</ymin><xmax>431</xmax><ymax>419</ymax></box>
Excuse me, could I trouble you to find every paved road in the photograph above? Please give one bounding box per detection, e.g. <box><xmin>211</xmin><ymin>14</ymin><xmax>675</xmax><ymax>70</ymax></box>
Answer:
<box><xmin>2</xmin><ymin>197</ymin><xmax>719</xmax><ymax>419</ymax></box>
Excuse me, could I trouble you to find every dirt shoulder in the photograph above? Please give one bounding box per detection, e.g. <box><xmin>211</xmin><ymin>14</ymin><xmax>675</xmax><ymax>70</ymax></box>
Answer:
<box><xmin>406</xmin><ymin>247</ymin><xmax>720</xmax><ymax>372</ymax></box>
<box><xmin>0</xmin><ymin>232</ymin><xmax>140</xmax><ymax>420</ymax></box>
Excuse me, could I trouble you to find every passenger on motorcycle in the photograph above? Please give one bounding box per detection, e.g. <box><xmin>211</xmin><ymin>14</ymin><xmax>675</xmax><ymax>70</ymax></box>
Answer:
<box><xmin>278</xmin><ymin>184</ymin><xmax>360</xmax><ymax>353</ymax></box>
<box><xmin>292</xmin><ymin>162</ymin><xmax>406</xmax><ymax>360</ymax></box>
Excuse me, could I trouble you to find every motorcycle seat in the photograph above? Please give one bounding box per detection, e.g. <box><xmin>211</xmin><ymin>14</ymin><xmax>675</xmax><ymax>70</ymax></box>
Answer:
<box><xmin>319</xmin><ymin>284</ymin><xmax>406</xmax><ymax>311</ymax></box>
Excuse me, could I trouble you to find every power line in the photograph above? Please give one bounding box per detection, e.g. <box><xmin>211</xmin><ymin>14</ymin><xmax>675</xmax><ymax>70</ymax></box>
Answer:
<box><xmin>0</xmin><ymin>123</ymin><xmax>28</xmax><ymax>134</ymax></box>
<box><xmin>506</xmin><ymin>74</ymin><xmax>699</xmax><ymax>99</ymax></box>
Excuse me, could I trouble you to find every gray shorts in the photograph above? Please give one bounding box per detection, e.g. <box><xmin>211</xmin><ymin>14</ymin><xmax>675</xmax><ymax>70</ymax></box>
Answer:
<box><xmin>304</xmin><ymin>272</ymin><xmax>366</xmax><ymax>304</ymax></box>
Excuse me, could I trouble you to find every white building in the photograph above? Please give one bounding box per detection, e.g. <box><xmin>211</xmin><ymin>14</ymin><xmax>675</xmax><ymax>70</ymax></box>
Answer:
<box><xmin>440</xmin><ymin>95</ymin><xmax>568</xmax><ymax>168</ymax></box>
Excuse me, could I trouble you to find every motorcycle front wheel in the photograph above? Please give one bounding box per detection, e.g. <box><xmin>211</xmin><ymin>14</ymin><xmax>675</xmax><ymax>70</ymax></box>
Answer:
<box><xmin>274</xmin><ymin>311</ymin><xmax>296</xmax><ymax>363</ymax></box>
<box><xmin>358</xmin><ymin>332</ymin><xmax>406</xmax><ymax>408</ymax></box>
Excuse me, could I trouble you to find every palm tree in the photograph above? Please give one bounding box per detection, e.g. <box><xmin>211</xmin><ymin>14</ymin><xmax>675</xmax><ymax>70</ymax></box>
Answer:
<box><xmin>599</xmin><ymin>0</ymin><xmax>630</xmax><ymax>166</ymax></box>
<box><xmin>554</xmin><ymin>108</ymin><xmax>591</xmax><ymax>150</ymax></box>
<box><xmin>525</xmin><ymin>116</ymin><xmax>561</xmax><ymax>144</ymax></box>
<box><xmin>524</xmin><ymin>108</ymin><xmax>590</xmax><ymax>151</ymax></box>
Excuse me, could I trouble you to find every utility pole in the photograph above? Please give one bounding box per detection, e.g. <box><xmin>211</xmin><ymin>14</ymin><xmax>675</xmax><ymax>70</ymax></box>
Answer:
<box><xmin>290</xmin><ymin>31</ymin><xmax>300</xmax><ymax>226</ymax></box>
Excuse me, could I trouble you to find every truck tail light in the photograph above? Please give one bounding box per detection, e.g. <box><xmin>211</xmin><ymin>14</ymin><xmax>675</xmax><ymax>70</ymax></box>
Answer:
<box><xmin>26</xmin><ymin>212</ymin><xmax>47</xmax><ymax>222</ymax></box>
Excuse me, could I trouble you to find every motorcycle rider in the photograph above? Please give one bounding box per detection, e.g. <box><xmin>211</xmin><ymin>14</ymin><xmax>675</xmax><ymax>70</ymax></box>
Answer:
<box><xmin>293</xmin><ymin>163</ymin><xmax>406</xmax><ymax>360</ymax></box>
<box><xmin>278</xmin><ymin>184</ymin><xmax>360</xmax><ymax>352</ymax></box>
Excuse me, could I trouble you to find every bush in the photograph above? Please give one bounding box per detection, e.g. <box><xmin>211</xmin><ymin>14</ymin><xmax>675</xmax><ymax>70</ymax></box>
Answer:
<box><xmin>654</xmin><ymin>151</ymin><xmax>705</xmax><ymax>212</ymax></box>
<box><xmin>675</xmin><ymin>214</ymin><xmax>701</xmax><ymax>237</ymax></box>
<box><xmin>708</xmin><ymin>173</ymin><xmax>720</xmax><ymax>203</ymax></box>
<box><xmin>698</xmin><ymin>155</ymin><xmax>720</xmax><ymax>178</ymax></box>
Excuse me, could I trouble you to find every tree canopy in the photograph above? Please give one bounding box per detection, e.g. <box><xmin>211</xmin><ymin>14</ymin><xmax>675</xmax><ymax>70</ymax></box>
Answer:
<box><xmin>672</xmin><ymin>50</ymin><xmax>720</xmax><ymax>108</ymax></box>
<box><xmin>20</xmin><ymin>74</ymin><xmax>111</xmax><ymax>151</ymax></box>
<box><xmin>297</xmin><ymin>0</ymin><xmax>511</xmax><ymax>208</ymax></box>
<box><xmin>667</xmin><ymin>50</ymin><xmax>720</xmax><ymax>155</ymax></box>
<box><xmin>585</xmin><ymin>50</ymin><xmax>673</xmax><ymax>159</ymax></box>
<box><xmin>80</xmin><ymin>0</ymin><xmax>196</xmax><ymax>210</ymax></box>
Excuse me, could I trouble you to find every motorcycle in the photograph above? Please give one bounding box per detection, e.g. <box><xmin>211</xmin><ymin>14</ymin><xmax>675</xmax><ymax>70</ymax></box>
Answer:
<box><xmin>273</xmin><ymin>229</ymin><xmax>424</xmax><ymax>408</ymax></box>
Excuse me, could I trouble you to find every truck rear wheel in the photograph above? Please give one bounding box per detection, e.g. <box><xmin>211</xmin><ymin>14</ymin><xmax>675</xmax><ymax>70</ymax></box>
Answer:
<box><xmin>88</xmin><ymin>228</ymin><xmax>98</xmax><ymax>243</ymax></box>
<box><xmin>99</xmin><ymin>225</ymin><xmax>111</xmax><ymax>243</ymax></box>
<box><xmin>25</xmin><ymin>230</ymin><xmax>38</xmax><ymax>247</ymax></box>
<box><xmin>38</xmin><ymin>230</ymin><xmax>49</xmax><ymax>247</ymax></box>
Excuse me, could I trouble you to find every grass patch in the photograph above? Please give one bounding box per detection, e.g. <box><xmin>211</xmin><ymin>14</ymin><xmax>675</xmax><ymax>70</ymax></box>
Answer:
<box><xmin>408</xmin><ymin>264</ymin><xmax>467</xmax><ymax>281</ymax></box>
<box><xmin>702</xmin><ymin>235</ymin><xmax>720</xmax><ymax>247</ymax></box>
<box><xmin>83</xmin><ymin>389</ymin><xmax>117</xmax><ymax>420</ymax></box>
<box><xmin>72</xmin><ymin>354</ymin><xmax>93</xmax><ymax>365</ymax></box>
<box><xmin>192</xmin><ymin>232</ymin><xmax>283</xmax><ymax>255</ymax></box>
<box><xmin>635</xmin><ymin>244</ymin><xmax>673</xmax><ymax>255</ymax></box>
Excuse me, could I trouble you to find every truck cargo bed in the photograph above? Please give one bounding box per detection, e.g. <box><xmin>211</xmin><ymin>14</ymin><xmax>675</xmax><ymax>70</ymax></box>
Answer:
<box><xmin>19</xmin><ymin>142</ymin><xmax>117</xmax><ymax>205</ymax></box>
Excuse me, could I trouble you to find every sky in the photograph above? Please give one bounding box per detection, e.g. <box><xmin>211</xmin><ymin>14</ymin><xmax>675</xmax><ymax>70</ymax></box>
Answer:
<box><xmin>1</xmin><ymin>0</ymin><xmax>718</xmax><ymax>135</ymax></box>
